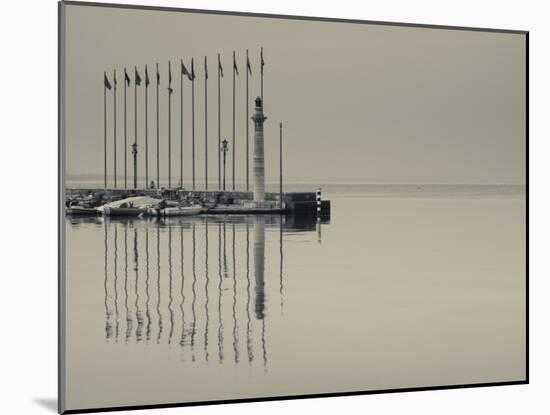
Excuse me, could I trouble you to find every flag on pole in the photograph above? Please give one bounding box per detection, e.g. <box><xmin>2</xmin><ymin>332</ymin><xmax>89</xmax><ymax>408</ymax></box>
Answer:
<box><xmin>218</xmin><ymin>54</ymin><xmax>223</xmax><ymax>78</ymax></box>
<box><xmin>191</xmin><ymin>58</ymin><xmax>195</xmax><ymax>80</ymax></box>
<box><xmin>233</xmin><ymin>51</ymin><xmax>239</xmax><ymax>76</ymax></box>
<box><xmin>204</xmin><ymin>56</ymin><xmax>208</xmax><ymax>80</ymax></box>
<box><xmin>113</xmin><ymin>70</ymin><xmax>117</xmax><ymax>88</ymax></box>
<box><xmin>261</xmin><ymin>47</ymin><xmax>265</xmax><ymax>75</ymax></box>
<box><xmin>104</xmin><ymin>72</ymin><xmax>112</xmax><ymax>90</ymax></box>
<box><xmin>124</xmin><ymin>68</ymin><xmax>130</xmax><ymax>86</ymax></box>
<box><xmin>156</xmin><ymin>63</ymin><xmax>160</xmax><ymax>85</ymax></box>
<box><xmin>182</xmin><ymin>59</ymin><xmax>193</xmax><ymax>81</ymax></box>
<box><xmin>145</xmin><ymin>65</ymin><xmax>150</xmax><ymax>87</ymax></box>
<box><xmin>135</xmin><ymin>67</ymin><xmax>142</xmax><ymax>86</ymax></box>
<box><xmin>168</xmin><ymin>61</ymin><xmax>173</xmax><ymax>94</ymax></box>
<box><xmin>247</xmin><ymin>52</ymin><xmax>252</xmax><ymax>76</ymax></box>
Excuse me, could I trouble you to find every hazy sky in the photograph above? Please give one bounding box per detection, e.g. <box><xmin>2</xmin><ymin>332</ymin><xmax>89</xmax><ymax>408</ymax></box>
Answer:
<box><xmin>63</xmin><ymin>3</ymin><xmax>526</xmax><ymax>185</ymax></box>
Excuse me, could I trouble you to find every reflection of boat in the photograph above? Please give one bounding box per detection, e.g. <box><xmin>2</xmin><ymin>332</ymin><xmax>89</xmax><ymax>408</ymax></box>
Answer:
<box><xmin>66</xmin><ymin>206</ymin><xmax>99</xmax><ymax>215</ymax></box>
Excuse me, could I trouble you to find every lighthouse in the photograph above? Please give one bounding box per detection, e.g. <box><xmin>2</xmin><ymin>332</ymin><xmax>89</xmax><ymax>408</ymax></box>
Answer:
<box><xmin>252</xmin><ymin>96</ymin><xmax>267</xmax><ymax>204</ymax></box>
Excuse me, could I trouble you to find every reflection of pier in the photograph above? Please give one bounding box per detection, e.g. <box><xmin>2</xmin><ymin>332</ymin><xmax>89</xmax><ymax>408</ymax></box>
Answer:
<box><xmin>77</xmin><ymin>212</ymin><xmax>326</xmax><ymax>369</ymax></box>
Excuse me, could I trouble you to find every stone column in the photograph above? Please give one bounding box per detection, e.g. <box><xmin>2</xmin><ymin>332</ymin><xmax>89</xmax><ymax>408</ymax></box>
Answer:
<box><xmin>251</xmin><ymin>96</ymin><xmax>267</xmax><ymax>204</ymax></box>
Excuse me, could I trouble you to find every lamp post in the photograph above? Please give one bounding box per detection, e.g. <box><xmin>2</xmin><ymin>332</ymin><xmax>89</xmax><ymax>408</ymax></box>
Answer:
<box><xmin>221</xmin><ymin>138</ymin><xmax>229</xmax><ymax>192</ymax></box>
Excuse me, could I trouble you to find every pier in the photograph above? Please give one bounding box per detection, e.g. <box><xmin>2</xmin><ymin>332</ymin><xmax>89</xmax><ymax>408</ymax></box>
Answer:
<box><xmin>65</xmin><ymin>188</ymin><xmax>331</xmax><ymax>217</ymax></box>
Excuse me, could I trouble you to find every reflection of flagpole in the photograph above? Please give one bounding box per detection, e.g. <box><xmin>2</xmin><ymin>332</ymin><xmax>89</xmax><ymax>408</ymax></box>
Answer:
<box><xmin>179</xmin><ymin>226</ymin><xmax>186</xmax><ymax>350</ymax></box>
<box><xmin>246</xmin><ymin>222</ymin><xmax>253</xmax><ymax>363</ymax></box>
<box><xmin>217</xmin><ymin>222</ymin><xmax>224</xmax><ymax>363</ymax></box>
<box><xmin>191</xmin><ymin>223</ymin><xmax>197</xmax><ymax>360</ymax></box>
<box><xmin>232</xmin><ymin>223</ymin><xmax>239</xmax><ymax>363</ymax></box>
<box><xmin>114</xmin><ymin>224</ymin><xmax>119</xmax><ymax>341</ymax></box>
<box><xmin>104</xmin><ymin>221</ymin><xmax>111</xmax><ymax>339</ymax></box>
<box><xmin>280</xmin><ymin>217</ymin><xmax>283</xmax><ymax>311</ymax></box>
<box><xmin>124</xmin><ymin>222</ymin><xmax>131</xmax><ymax>343</ymax></box>
<box><xmin>156</xmin><ymin>224</ymin><xmax>162</xmax><ymax>343</ymax></box>
<box><xmin>145</xmin><ymin>228</ymin><xmax>151</xmax><ymax>342</ymax></box>
<box><xmin>134</xmin><ymin>228</ymin><xmax>143</xmax><ymax>341</ymax></box>
<box><xmin>168</xmin><ymin>225</ymin><xmax>174</xmax><ymax>344</ymax></box>
<box><xmin>204</xmin><ymin>218</ymin><xmax>210</xmax><ymax>361</ymax></box>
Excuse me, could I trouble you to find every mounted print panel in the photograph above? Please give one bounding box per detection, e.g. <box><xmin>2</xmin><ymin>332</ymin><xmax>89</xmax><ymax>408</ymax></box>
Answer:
<box><xmin>58</xmin><ymin>1</ymin><xmax>527</xmax><ymax>413</ymax></box>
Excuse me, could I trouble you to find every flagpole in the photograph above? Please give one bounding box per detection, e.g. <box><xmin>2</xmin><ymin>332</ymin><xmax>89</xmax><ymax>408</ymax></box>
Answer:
<box><xmin>124</xmin><ymin>68</ymin><xmax>128</xmax><ymax>188</ymax></box>
<box><xmin>232</xmin><ymin>51</ymin><xmax>236</xmax><ymax>191</ymax></box>
<box><xmin>134</xmin><ymin>67</ymin><xmax>138</xmax><ymax>189</ymax></box>
<box><xmin>104</xmin><ymin>73</ymin><xmax>107</xmax><ymax>189</ymax></box>
<box><xmin>246</xmin><ymin>49</ymin><xmax>250</xmax><ymax>193</ymax></box>
<box><xmin>113</xmin><ymin>69</ymin><xmax>117</xmax><ymax>188</ymax></box>
<box><xmin>205</xmin><ymin>56</ymin><xmax>208</xmax><ymax>197</ymax></box>
<box><xmin>180</xmin><ymin>60</ymin><xmax>184</xmax><ymax>189</ymax></box>
<box><xmin>168</xmin><ymin>60</ymin><xmax>172</xmax><ymax>189</ymax></box>
<box><xmin>192</xmin><ymin>59</ymin><xmax>196</xmax><ymax>190</ymax></box>
<box><xmin>145</xmin><ymin>65</ymin><xmax>149</xmax><ymax>189</ymax></box>
<box><xmin>261</xmin><ymin>47</ymin><xmax>264</xmax><ymax>102</ymax></box>
<box><xmin>156</xmin><ymin>63</ymin><xmax>160</xmax><ymax>189</ymax></box>
<box><xmin>218</xmin><ymin>54</ymin><xmax>221</xmax><ymax>191</ymax></box>
<box><xmin>280</xmin><ymin>122</ymin><xmax>283</xmax><ymax>208</ymax></box>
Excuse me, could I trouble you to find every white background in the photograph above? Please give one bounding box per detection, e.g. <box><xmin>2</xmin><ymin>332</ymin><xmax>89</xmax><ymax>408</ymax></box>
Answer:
<box><xmin>0</xmin><ymin>0</ymin><xmax>542</xmax><ymax>414</ymax></box>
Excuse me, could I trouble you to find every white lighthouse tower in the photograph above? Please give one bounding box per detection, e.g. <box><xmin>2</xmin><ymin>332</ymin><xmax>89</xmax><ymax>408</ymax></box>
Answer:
<box><xmin>252</xmin><ymin>96</ymin><xmax>267</xmax><ymax>205</ymax></box>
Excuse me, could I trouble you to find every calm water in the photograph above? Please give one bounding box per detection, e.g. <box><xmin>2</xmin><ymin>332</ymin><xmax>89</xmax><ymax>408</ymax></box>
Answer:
<box><xmin>64</xmin><ymin>188</ymin><xmax>526</xmax><ymax>410</ymax></box>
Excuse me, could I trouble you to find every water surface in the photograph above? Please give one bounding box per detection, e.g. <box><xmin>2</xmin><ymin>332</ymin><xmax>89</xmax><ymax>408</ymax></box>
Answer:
<box><xmin>64</xmin><ymin>187</ymin><xmax>526</xmax><ymax>410</ymax></box>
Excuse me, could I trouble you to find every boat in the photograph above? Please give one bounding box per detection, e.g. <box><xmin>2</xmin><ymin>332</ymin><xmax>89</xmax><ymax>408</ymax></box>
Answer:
<box><xmin>160</xmin><ymin>205</ymin><xmax>203</xmax><ymax>217</ymax></box>
<box><xmin>65</xmin><ymin>206</ymin><xmax>99</xmax><ymax>216</ymax></box>
<box><xmin>103</xmin><ymin>206</ymin><xmax>148</xmax><ymax>216</ymax></box>
<box><xmin>99</xmin><ymin>196</ymin><xmax>162</xmax><ymax>217</ymax></box>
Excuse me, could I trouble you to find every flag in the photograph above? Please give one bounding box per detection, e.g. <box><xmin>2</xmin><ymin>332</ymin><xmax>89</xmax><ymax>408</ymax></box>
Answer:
<box><xmin>145</xmin><ymin>65</ymin><xmax>150</xmax><ymax>87</ymax></box>
<box><xmin>261</xmin><ymin>47</ymin><xmax>265</xmax><ymax>74</ymax></box>
<box><xmin>233</xmin><ymin>51</ymin><xmax>239</xmax><ymax>76</ymax></box>
<box><xmin>113</xmin><ymin>69</ymin><xmax>117</xmax><ymax>89</ymax></box>
<box><xmin>104</xmin><ymin>72</ymin><xmax>112</xmax><ymax>90</ymax></box>
<box><xmin>135</xmin><ymin>67</ymin><xmax>142</xmax><ymax>86</ymax></box>
<box><xmin>181</xmin><ymin>59</ymin><xmax>193</xmax><ymax>81</ymax></box>
<box><xmin>124</xmin><ymin>68</ymin><xmax>130</xmax><ymax>86</ymax></box>
<box><xmin>156</xmin><ymin>63</ymin><xmax>160</xmax><ymax>85</ymax></box>
<box><xmin>168</xmin><ymin>61</ymin><xmax>173</xmax><ymax>94</ymax></box>
<box><xmin>246</xmin><ymin>52</ymin><xmax>252</xmax><ymax>76</ymax></box>
<box><xmin>191</xmin><ymin>58</ymin><xmax>195</xmax><ymax>81</ymax></box>
<box><xmin>204</xmin><ymin>56</ymin><xmax>208</xmax><ymax>80</ymax></box>
<box><xmin>218</xmin><ymin>54</ymin><xmax>223</xmax><ymax>78</ymax></box>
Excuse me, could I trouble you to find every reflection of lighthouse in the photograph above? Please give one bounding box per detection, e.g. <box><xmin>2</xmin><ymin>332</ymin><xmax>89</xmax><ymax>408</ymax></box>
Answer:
<box><xmin>254</xmin><ymin>216</ymin><xmax>266</xmax><ymax>320</ymax></box>
<box><xmin>252</xmin><ymin>97</ymin><xmax>267</xmax><ymax>205</ymax></box>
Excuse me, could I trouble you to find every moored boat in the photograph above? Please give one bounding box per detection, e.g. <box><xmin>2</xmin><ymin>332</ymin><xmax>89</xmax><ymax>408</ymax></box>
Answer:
<box><xmin>65</xmin><ymin>206</ymin><xmax>99</xmax><ymax>216</ymax></box>
<box><xmin>160</xmin><ymin>205</ymin><xmax>203</xmax><ymax>217</ymax></box>
<box><xmin>99</xmin><ymin>196</ymin><xmax>162</xmax><ymax>217</ymax></box>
